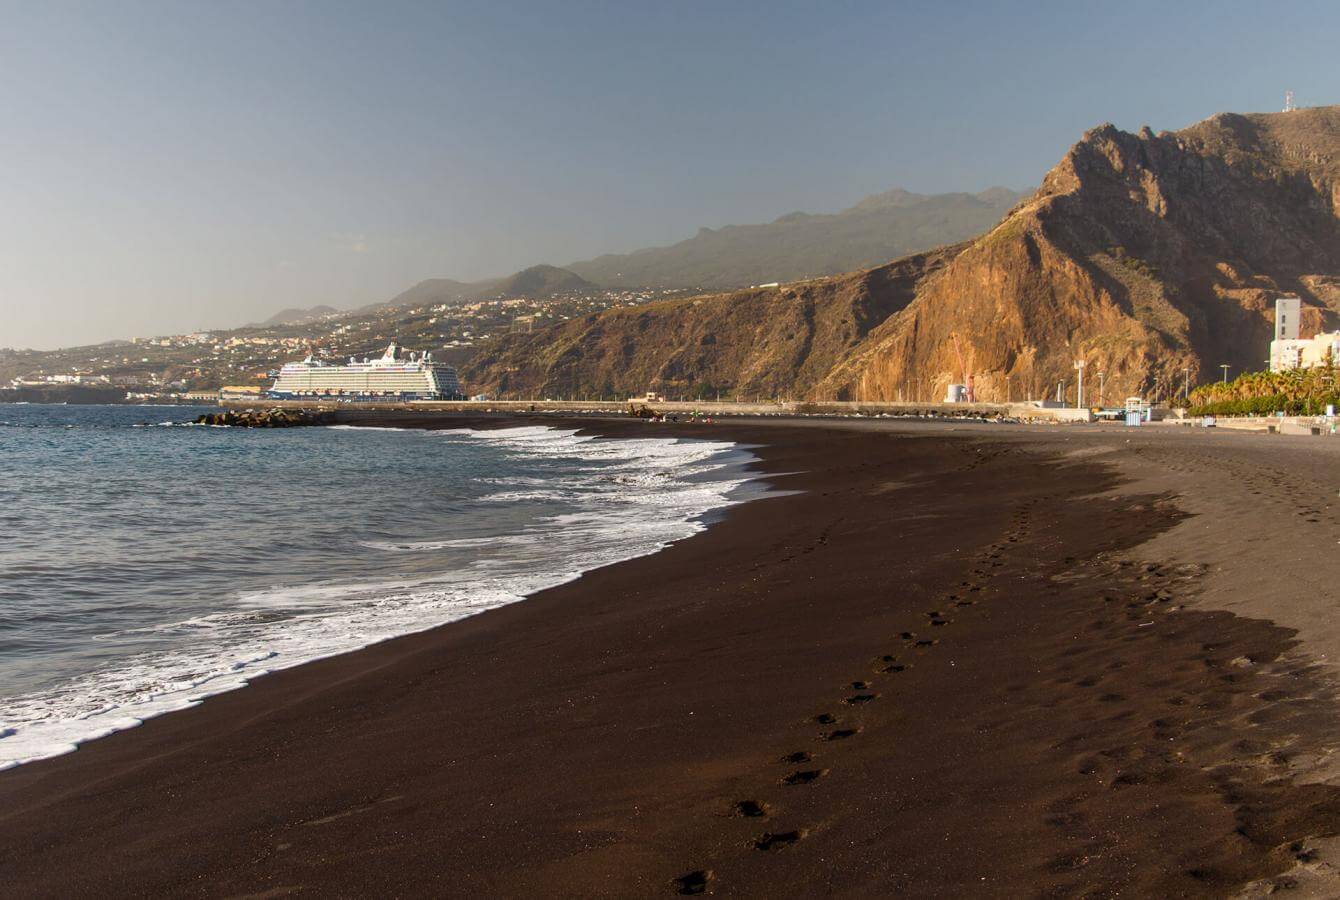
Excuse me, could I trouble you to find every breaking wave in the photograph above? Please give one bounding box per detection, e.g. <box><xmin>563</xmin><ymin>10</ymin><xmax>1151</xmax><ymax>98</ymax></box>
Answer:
<box><xmin>0</xmin><ymin>423</ymin><xmax>753</xmax><ymax>769</ymax></box>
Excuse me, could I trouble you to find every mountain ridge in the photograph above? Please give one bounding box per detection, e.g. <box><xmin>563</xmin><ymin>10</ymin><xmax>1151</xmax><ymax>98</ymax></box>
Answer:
<box><xmin>463</xmin><ymin>106</ymin><xmax>1340</xmax><ymax>403</ymax></box>
<box><xmin>821</xmin><ymin>106</ymin><xmax>1340</xmax><ymax>402</ymax></box>
<box><xmin>342</xmin><ymin>185</ymin><xmax>1026</xmax><ymax>319</ymax></box>
<box><xmin>463</xmin><ymin>245</ymin><xmax>965</xmax><ymax>400</ymax></box>
<box><xmin>564</xmin><ymin>186</ymin><xmax>1025</xmax><ymax>289</ymax></box>
<box><xmin>254</xmin><ymin>305</ymin><xmax>340</xmax><ymax>327</ymax></box>
<box><xmin>364</xmin><ymin>264</ymin><xmax>596</xmax><ymax>314</ymax></box>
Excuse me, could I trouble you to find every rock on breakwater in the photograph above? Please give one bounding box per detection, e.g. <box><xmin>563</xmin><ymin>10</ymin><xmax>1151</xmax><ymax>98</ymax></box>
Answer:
<box><xmin>195</xmin><ymin>409</ymin><xmax>325</xmax><ymax>428</ymax></box>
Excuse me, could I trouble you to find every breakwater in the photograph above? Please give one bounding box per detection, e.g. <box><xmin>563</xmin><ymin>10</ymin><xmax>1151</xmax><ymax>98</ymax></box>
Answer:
<box><xmin>195</xmin><ymin>409</ymin><xmax>325</xmax><ymax>427</ymax></box>
<box><xmin>220</xmin><ymin>398</ymin><xmax>1094</xmax><ymax>422</ymax></box>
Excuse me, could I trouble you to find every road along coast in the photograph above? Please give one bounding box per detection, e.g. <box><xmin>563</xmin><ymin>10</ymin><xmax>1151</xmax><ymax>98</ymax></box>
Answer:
<box><xmin>2</xmin><ymin>414</ymin><xmax>1339</xmax><ymax>897</ymax></box>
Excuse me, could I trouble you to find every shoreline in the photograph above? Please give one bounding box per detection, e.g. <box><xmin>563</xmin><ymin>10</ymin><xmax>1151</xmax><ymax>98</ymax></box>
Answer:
<box><xmin>3</xmin><ymin>414</ymin><xmax>1340</xmax><ymax>896</ymax></box>
<box><xmin>0</xmin><ymin>417</ymin><xmax>761</xmax><ymax>771</ymax></box>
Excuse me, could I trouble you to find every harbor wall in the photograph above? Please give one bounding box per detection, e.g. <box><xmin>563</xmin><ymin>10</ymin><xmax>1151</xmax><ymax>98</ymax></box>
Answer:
<box><xmin>221</xmin><ymin>397</ymin><xmax>1095</xmax><ymax>422</ymax></box>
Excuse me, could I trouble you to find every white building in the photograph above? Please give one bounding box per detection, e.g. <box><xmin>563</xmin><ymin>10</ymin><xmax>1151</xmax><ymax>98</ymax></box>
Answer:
<box><xmin>1271</xmin><ymin>331</ymin><xmax>1340</xmax><ymax>372</ymax></box>
<box><xmin>1268</xmin><ymin>296</ymin><xmax>1339</xmax><ymax>372</ymax></box>
<box><xmin>1274</xmin><ymin>296</ymin><xmax>1300</xmax><ymax>342</ymax></box>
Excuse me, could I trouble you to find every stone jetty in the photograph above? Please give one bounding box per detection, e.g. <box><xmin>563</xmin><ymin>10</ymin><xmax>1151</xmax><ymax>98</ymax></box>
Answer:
<box><xmin>195</xmin><ymin>409</ymin><xmax>324</xmax><ymax>428</ymax></box>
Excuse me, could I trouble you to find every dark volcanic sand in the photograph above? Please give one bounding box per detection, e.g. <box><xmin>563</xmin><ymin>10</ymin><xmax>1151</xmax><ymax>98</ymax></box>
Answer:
<box><xmin>3</xmin><ymin>416</ymin><xmax>1340</xmax><ymax>898</ymax></box>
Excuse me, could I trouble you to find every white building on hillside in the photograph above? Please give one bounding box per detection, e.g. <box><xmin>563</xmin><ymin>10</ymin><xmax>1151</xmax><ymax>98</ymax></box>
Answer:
<box><xmin>1275</xmin><ymin>296</ymin><xmax>1300</xmax><ymax>342</ymax></box>
<box><xmin>1271</xmin><ymin>331</ymin><xmax>1340</xmax><ymax>372</ymax></box>
<box><xmin>1269</xmin><ymin>296</ymin><xmax>1340</xmax><ymax>371</ymax></box>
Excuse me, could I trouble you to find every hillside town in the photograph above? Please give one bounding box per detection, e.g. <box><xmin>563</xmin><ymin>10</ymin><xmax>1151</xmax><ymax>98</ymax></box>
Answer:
<box><xmin>0</xmin><ymin>287</ymin><xmax>692</xmax><ymax>403</ymax></box>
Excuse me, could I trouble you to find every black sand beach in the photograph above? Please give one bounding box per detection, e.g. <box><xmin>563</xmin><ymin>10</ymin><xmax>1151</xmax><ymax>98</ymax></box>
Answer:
<box><xmin>3</xmin><ymin>416</ymin><xmax>1340</xmax><ymax>897</ymax></box>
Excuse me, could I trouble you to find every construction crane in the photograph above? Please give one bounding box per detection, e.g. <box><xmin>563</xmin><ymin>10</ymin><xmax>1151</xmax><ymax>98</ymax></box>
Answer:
<box><xmin>949</xmin><ymin>332</ymin><xmax>975</xmax><ymax>403</ymax></box>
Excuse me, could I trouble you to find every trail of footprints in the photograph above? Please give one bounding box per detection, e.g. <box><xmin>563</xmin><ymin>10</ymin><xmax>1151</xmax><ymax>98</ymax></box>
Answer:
<box><xmin>672</xmin><ymin>501</ymin><xmax>1038</xmax><ymax>894</ymax></box>
<box><xmin>1145</xmin><ymin>446</ymin><xmax>1338</xmax><ymax>528</ymax></box>
<box><xmin>767</xmin><ymin>519</ymin><xmax>841</xmax><ymax>568</ymax></box>
<box><xmin>1014</xmin><ymin>553</ymin><xmax>1334</xmax><ymax>891</ymax></box>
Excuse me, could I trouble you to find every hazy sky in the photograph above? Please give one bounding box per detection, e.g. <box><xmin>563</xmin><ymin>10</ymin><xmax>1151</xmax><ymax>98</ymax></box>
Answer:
<box><xmin>4</xmin><ymin>1</ymin><xmax>1337</xmax><ymax>350</ymax></box>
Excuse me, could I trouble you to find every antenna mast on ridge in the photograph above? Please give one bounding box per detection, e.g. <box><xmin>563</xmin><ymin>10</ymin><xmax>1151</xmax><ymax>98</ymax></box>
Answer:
<box><xmin>1284</xmin><ymin>90</ymin><xmax>1297</xmax><ymax>112</ymax></box>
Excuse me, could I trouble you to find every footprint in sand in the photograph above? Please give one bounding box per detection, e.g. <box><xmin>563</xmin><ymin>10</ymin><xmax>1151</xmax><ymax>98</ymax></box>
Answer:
<box><xmin>781</xmin><ymin>769</ymin><xmax>827</xmax><ymax>786</ymax></box>
<box><xmin>672</xmin><ymin>870</ymin><xmax>713</xmax><ymax>894</ymax></box>
<box><xmin>754</xmin><ymin>830</ymin><xmax>805</xmax><ymax>851</ymax></box>
<box><xmin>732</xmin><ymin>800</ymin><xmax>768</xmax><ymax>818</ymax></box>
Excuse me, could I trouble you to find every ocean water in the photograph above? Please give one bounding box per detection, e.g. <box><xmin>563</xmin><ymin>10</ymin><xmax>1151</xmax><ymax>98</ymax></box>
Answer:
<box><xmin>0</xmin><ymin>405</ymin><xmax>753</xmax><ymax>768</ymax></box>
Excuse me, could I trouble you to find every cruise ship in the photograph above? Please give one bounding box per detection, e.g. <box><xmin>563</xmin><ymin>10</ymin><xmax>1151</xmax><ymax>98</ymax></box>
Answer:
<box><xmin>268</xmin><ymin>342</ymin><xmax>464</xmax><ymax>401</ymax></box>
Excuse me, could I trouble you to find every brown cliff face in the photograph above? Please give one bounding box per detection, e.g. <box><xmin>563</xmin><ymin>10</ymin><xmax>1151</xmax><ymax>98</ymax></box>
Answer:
<box><xmin>462</xmin><ymin>245</ymin><xmax>962</xmax><ymax>399</ymax></box>
<box><xmin>467</xmin><ymin>107</ymin><xmax>1340</xmax><ymax>402</ymax></box>
<box><xmin>822</xmin><ymin>107</ymin><xmax>1340</xmax><ymax>402</ymax></box>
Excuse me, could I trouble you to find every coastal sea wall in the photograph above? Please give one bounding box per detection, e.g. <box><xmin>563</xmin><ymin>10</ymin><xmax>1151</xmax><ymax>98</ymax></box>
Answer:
<box><xmin>1206</xmin><ymin>415</ymin><xmax>1338</xmax><ymax>436</ymax></box>
<box><xmin>222</xmin><ymin>397</ymin><xmax>1095</xmax><ymax>422</ymax></box>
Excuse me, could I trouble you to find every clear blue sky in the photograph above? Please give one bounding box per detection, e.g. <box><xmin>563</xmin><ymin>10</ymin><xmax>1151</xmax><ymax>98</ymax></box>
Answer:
<box><xmin>3</xmin><ymin>0</ymin><xmax>1337</xmax><ymax>349</ymax></box>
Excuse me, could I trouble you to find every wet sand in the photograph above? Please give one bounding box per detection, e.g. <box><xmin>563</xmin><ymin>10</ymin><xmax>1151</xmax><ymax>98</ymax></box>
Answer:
<box><xmin>2</xmin><ymin>416</ymin><xmax>1340</xmax><ymax>897</ymax></box>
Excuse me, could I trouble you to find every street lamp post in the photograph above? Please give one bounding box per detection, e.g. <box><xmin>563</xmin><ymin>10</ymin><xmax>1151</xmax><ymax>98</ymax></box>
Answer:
<box><xmin>1220</xmin><ymin>364</ymin><xmax>1231</xmax><ymax>384</ymax></box>
<box><xmin>1097</xmin><ymin>371</ymin><xmax>1106</xmax><ymax>408</ymax></box>
<box><xmin>1074</xmin><ymin>359</ymin><xmax>1086</xmax><ymax>409</ymax></box>
<box><xmin>1182</xmin><ymin>367</ymin><xmax>1191</xmax><ymax>404</ymax></box>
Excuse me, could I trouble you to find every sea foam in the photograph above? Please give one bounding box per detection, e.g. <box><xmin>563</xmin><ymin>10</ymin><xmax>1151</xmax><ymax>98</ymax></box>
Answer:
<box><xmin>0</xmin><ymin>425</ymin><xmax>753</xmax><ymax>769</ymax></box>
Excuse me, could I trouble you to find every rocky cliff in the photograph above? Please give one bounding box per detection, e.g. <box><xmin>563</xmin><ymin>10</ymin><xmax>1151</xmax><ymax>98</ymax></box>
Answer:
<box><xmin>822</xmin><ymin>106</ymin><xmax>1340</xmax><ymax>403</ymax></box>
<box><xmin>465</xmin><ymin>107</ymin><xmax>1340</xmax><ymax>403</ymax></box>
<box><xmin>464</xmin><ymin>246</ymin><xmax>961</xmax><ymax>399</ymax></box>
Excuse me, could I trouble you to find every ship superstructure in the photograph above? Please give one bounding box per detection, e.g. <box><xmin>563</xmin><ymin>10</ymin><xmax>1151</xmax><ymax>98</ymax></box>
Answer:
<box><xmin>268</xmin><ymin>342</ymin><xmax>463</xmax><ymax>401</ymax></box>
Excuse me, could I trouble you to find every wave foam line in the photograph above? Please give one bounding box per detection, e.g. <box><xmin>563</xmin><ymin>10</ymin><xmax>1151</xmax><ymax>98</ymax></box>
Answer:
<box><xmin>0</xmin><ymin>427</ymin><xmax>755</xmax><ymax>769</ymax></box>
